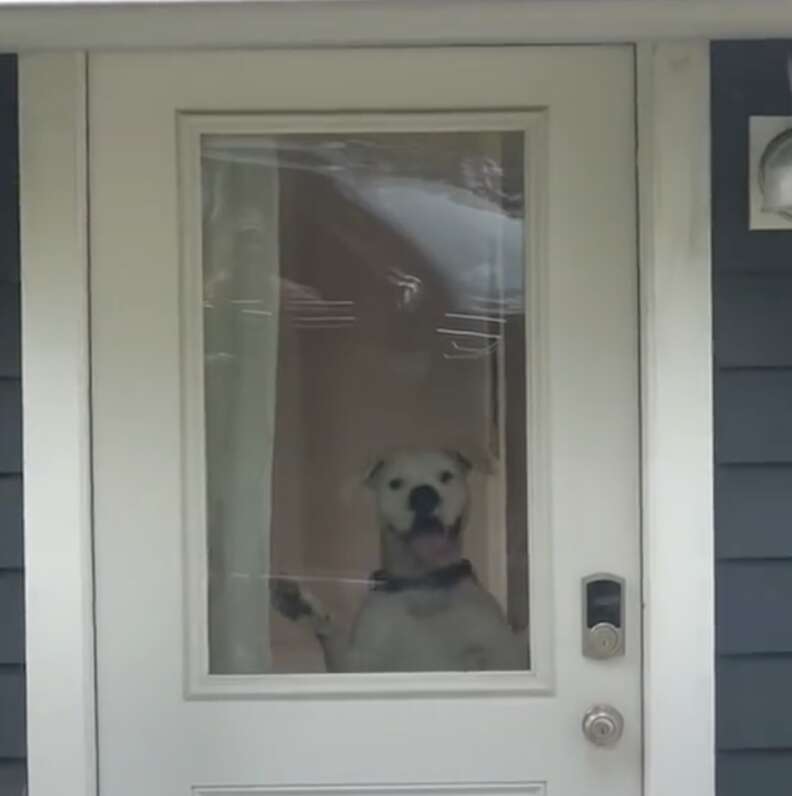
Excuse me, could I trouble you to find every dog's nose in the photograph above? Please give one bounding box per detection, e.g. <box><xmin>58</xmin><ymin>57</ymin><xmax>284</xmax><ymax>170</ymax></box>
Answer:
<box><xmin>409</xmin><ymin>485</ymin><xmax>440</xmax><ymax>515</ymax></box>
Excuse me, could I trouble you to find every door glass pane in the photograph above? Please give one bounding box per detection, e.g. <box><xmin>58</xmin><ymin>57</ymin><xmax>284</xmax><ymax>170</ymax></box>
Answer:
<box><xmin>200</xmin><ymin>129</ymin><xmax>529</xmax><ymax>674</ymax></box>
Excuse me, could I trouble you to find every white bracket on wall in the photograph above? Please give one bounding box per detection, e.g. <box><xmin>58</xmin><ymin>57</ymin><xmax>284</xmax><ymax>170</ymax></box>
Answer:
<box><xmin>749</xmin><ymin>115</ymin><xmax>792</xmax><ymax>230</ymax></box>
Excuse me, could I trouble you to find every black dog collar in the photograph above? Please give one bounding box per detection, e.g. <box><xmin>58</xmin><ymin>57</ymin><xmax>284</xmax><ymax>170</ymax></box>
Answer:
<box><xmin>370</xmin><ymin>559</ymin><xmax>475</xmax><ymax>593</ymax></box>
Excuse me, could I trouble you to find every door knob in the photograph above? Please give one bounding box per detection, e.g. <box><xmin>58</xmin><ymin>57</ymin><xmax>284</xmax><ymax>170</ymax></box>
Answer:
<box><xmin>582</xmin><ymin>704</ymin><xmax>624</xmax><ymax>747</ymax></box>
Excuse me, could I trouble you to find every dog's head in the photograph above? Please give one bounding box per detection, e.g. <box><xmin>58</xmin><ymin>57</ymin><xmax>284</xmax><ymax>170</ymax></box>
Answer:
<box><xmin>366</xmin><ymin>449</ymin><xmax>472</xmax><ymax>566</ymax></box>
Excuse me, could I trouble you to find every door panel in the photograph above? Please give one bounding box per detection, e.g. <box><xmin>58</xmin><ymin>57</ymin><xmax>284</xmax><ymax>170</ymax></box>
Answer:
<box><xmin>90</xmin><ymin>48</ymin><xmax>639</xmax><ymax>795</ymax></box>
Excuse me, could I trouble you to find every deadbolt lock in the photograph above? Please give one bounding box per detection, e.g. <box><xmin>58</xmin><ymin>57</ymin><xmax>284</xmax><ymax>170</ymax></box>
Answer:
<box><xmin>582</xmin><ymin>574</ymin><xmax>625</xmax><ymax>659</ymax></box>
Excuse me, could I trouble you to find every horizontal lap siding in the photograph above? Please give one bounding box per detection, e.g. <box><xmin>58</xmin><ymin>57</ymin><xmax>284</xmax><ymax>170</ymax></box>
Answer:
<box><xmin>0</xmin><ymin>53</ymin><xmax>16</xmax><ymax>286</ymax></box>
<box><xmin>716</xmin><ymin>274</ymin><xmax>792</xmax><ymax>367</ymax></box>
<box><xmin>0</xmin><ymin>477</ymin><xmax>22</xmax><ymax>568</ymax></box>
<box><xmin>716</xmin><ymin>371</ymin><xmax>792</xmax><ymax>463</ymax></box>
<box><xmin>0</xmin><ymin>283</ymin><xmax>19</xmax><ymax>379</ymax></box>
<box><xmin>712</xmin><ymin>40</ymin><xmax>792</xmax><ymax>795</ymax></box>
<box><xmin>716</xmin><ymin>466</ymin><xmax>792</xmax><ymax>558</ymax></box>
<box><xmin>717</xmin><ymin>562</ymin><xmax>792</xmax><ymax>653</ymax></box>
<box><xmin>0</xmin><ymin>669</ymin><xmax>25</xmax><ymax>759</ymax></box>
<box><xmin>0</xmin><ymin>763</ymin><xmax>25</xmax><ymax>796</ymax></box>
<box><xmin>718</xmin><ymin>657</ymin><xmax>792</xmax><ymax>749</ymax></box>
<box><xmin>0</xmin><ymin>380</ymin><xmax>21</xmax><ymax>475</ymax></box>
<box><xmin>718</xmin><ymin>751</ymin><xmax>792</xmax><ymax>796</ymax></box>
<box><xmin>0</xmin><ymin>54</ymin><xmax>24</xmax><ymax>796</ymax></box>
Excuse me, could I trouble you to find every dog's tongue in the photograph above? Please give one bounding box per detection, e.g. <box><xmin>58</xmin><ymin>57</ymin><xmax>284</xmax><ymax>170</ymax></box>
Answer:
<box><xmin>411</xmin><ymin>528</ymin><xmax>458</xmax><ymax>566</ymax></box>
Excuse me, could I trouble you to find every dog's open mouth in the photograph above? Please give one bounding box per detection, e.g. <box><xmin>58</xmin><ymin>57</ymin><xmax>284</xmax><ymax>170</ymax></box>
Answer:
<box><xmin>406</xmin><ymin>516</ymin><xmax>462</xmax><ymax>565</ymax></box>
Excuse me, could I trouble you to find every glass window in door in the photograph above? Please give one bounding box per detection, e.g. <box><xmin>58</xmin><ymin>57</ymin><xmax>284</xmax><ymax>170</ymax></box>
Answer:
<box><xmin>190</xmin><ymin>124</ymin><xmax>534</xmax><ymax>676</ymax></box>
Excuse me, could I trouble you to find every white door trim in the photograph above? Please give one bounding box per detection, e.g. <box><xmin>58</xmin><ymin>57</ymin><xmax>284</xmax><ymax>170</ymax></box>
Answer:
<box><xmin>19</xmin><ymin>52</ymin><xmax>97</xmax><ymax>796</ymax></box>
<box><xmin>636</xmin><ymin>42</ymin><xmax>715</xmax><ymax>796</ymax></box>
<box><xmin>2</xmin><ymin>1</ymin><xmax>792</xmax><ymax>49</ymax></box>
<box><xmin>19</xmin><ymin>41</ymin><xmax>714</xmax><ymax>796</ymax></box>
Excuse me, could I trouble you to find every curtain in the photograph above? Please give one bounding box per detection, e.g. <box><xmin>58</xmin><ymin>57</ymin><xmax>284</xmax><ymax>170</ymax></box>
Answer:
<box><xmin>202</xmin><ymin>139</ymin><xmax>280</xmax><ymax>673</ymax></box>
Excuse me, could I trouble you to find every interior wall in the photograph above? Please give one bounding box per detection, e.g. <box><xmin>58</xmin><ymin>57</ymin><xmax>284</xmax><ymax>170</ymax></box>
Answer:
<box><xmin>268</xmin><ymin>138</ymin><xmax>524</xmax><ymax>671</ymax></box>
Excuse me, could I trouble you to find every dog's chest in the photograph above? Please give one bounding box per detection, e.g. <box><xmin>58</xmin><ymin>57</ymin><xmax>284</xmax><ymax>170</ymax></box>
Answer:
<box><xmin>355</xmin><ymin>582</ymin><xmax>506</xmax><ymax>671</ymax></box>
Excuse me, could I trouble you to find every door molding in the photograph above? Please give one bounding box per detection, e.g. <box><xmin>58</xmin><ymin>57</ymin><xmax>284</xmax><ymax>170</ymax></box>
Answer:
<box><xmin>3</xmin><ymin>1</ymin><xmax>792</xmax><ymax>49</ymax></box>
<box><xmin>19</xmin><ymin>52</ymin><xmax>96</xmax><ymax>796</ymax></box>
<box><xmin>636</xmin><ymin>42</ymin><xmax>715</xmax><ymax>796</ymax></box>
<box><xmin>19</xmin><ymin>42</ymin><xmax>714</xmax><ymax>796</ymax></box>
<box><xmin>193</xmin><ymin>785</ymin><xmax>545</xmax><ymax>796</ymax></box>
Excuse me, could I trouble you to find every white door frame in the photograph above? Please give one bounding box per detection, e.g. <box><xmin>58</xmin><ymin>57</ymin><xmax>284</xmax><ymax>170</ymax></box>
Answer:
<box><xmin>1</xmin><ymin>0</ymin><xmax>792</xmax><ymax>48</ymax></box>
<box><xmin>19</xmin><ymin>42</ymin><xmax>713</xmax><ymax>796</ymax></box>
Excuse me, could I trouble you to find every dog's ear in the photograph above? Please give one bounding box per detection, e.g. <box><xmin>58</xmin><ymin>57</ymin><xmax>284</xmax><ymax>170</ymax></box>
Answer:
<box><xmin>446</xmin><ymin>450</ymin><xmax>472</xmax><ymax>474</ymax></box>
<box><xmin>364</xmin><ymin>459</ymin><xmax>385</xmax><ymax>489</ymax></box>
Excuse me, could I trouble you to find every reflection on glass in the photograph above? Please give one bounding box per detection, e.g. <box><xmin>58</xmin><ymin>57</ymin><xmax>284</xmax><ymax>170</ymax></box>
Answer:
<box><xmin>201</xmin><ymin>130</ymin><xmax>529</xmax><ymax>674</ymax></box>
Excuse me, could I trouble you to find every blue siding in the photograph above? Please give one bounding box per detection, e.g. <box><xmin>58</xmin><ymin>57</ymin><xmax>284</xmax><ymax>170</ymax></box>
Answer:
<box><xmin>0</xmin><ymin>55</ymin><xmax>16</xmax><ymax>286</ymax></box>
<box><xmin>0</xmin><ymin>764</ymin><xmax>25</xmax><ymax>796</ymax></box>
<box><xmin>718</xmin><ymin>656</ymin><xmax>792</xmax><ymax>749</ymax></box>
<box><xmin>0</xmin><ymin>380</ymin><xmax>21</xmax><ymax>475</ymax></box>
<box><xmin>0</xmin><ymin>478</ymin><xmax>22</xmax><ymax>568</ymax></box>
<box><xmin>0</xmin><ymin>573</ymin><xmax>23</xmax><ymax>664</ymax></box>
<box><xmin>717</xmin><ymin>562</ymin><xmax>792</xmax><ymax>653</ymax></box>
<box><xmin>716</xmin><ymin>274</ymin><xmax>792</xmax><ymax>367</ymax></box>
<box><xmin>0</xmin><ymin>283</ymin><xmax>19</xmax><ymax>379</ymax></box>
<box><xmin>716</xmin><ymin>371</ymin><xmax>792</xmax><ymax>463</ymax></box>
<box><xmin>719</xmin><ymin>752</ymin><xmax>792</xmax><ymax>796</ymax></box>
<box><xmin>712</xmin><ymin>40</ymin><xmax>792</xmax><ymax>796</ymax></box>
<box><xmin>0</xmin><ymin>54</ymin><xmax>23</xmax><ymax>796</ymax></box>
<box><xmin>0</xmin><ymin>670</ymin><xmax>25</xmax><ymax>759</ymax></box>
<box><xmin>716</xmin><ymin>466</ymin><xmax>792</xmax><ymax>558</ymax></box>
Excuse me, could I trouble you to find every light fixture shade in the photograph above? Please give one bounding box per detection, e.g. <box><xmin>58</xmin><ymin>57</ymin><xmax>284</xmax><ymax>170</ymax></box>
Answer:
<box><xmin>759</xmin><ymin>128</ymin><xmax>792</xmax><ymax>216</ymax></box>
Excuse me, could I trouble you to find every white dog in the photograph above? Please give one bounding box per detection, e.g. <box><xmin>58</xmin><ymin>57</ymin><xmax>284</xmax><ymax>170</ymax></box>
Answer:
<box><xmin>271</xmin><ymin>449</ymin><xmax>525</xmax><ymax>672</ymax></box>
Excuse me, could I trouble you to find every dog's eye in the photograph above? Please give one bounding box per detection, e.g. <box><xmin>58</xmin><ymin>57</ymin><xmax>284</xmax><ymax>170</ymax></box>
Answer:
<box><xmin>388</xmin><ymin>478</ymin><xmax>404</xmax><ymax>491</ymax></box>
<box><xmin>439</xmin><ymin>471</ymin><xmax>454</xmax><ymax>484</ymax></box>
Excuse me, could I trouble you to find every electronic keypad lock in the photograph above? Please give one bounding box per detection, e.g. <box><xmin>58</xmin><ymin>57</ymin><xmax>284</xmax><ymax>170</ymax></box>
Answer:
<box><xmin>582</xmin><ymin>574</ymin><xmax>625</xmax><ymax>659</ymax></box>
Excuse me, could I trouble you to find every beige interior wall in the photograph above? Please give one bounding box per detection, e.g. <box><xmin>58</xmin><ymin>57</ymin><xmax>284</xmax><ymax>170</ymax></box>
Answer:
<box><xmin>267</xmin><ymin>135</ymin><xmax>524</xmax><ymax>672</ymax></box>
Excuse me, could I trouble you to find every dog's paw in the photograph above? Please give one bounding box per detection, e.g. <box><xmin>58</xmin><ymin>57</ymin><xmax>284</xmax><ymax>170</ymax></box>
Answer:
<box><xmin>270</xmin><ymin>578</ymin><xmax>333</xmax><ymax>638</ymax></box>
<box><xmin>270</xmin><ymin>577</ymin><xmax>313</xmax><ymax>621</ymax></box>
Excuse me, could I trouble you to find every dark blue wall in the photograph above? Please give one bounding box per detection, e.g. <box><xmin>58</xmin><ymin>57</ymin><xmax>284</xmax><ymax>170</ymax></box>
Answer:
<box><xmin>712</xmin><ymin>40</ymin><xmax>792</xmax><ymax>796</ymax></box>
<box><xmin>0</xmin><ymin>54</ymin><xmax>24</xmax><ymax>796</ymax></box>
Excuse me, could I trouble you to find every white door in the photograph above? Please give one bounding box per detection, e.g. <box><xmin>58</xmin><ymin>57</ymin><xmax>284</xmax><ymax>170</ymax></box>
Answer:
<box><xmin>90</xmin><ymin>47</ymin><xmax>639</xmax><ymax>796</ymax></box>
